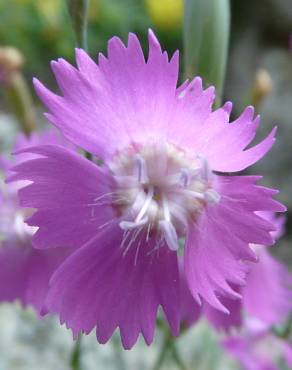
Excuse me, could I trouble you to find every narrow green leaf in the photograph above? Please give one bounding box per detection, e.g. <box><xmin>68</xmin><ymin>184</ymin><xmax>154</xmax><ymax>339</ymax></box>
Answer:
<box><xmin>66</xmin><ymin>0</ymin><xmax>90</xmax><ymax>51</ymax></box>
<box><xmin>183</xmin><ymin>0</ymin><xmax>230</xmax><ymax>104</ymax></box>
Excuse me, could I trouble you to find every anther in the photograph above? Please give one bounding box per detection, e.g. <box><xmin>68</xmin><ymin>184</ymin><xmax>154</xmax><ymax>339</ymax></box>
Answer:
<box><xmin>197</xmin><ymin>154</ymin><xmax>212</xmax><ymax>181</ymax></box>
<box><xmin>180</xmin><ymin>168</ymin><xmax>190</xmax><ymax>187</ymax></box>
<box><xmin>134</xmin><ymin>155</ymin><xmax>149</xmax><ymax>184</ymax></box>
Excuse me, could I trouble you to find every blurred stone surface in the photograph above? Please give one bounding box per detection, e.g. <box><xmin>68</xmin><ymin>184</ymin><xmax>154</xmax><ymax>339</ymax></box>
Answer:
<box><xmin>0</xmin><ymin>304</ymin><xmax>236</xmax><ymax>370</ymax></box>
<box><xmin>227</xmin><ymin>44</ymin><xmax>292</xmax><ymax>207</ymax></box>
<box><xmin>0</xmin><ymin>112</ymin><xmax>18</xmax><ymax>153</ymax></box>
<box><xmin>226</xmin><ymin>43</ymin><xmax>292</xmax><ymax>262</ymax></box>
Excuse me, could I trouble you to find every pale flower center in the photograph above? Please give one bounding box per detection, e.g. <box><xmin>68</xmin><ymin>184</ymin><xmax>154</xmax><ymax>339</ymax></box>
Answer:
<box><xmin>0</xmin><ymin>198</ymin><xmax>37</xmax><ymax>245</ymax></box>
<box><xmin>107</xmin><ymin>142</ymin><xmax>220</xmax><ymax>253</ymax></box>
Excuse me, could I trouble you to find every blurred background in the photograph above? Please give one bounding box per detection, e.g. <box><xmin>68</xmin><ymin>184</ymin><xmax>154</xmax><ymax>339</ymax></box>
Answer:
<box><xmin>0</xmin><ymin>0</ymin><xmax>291</xmax><ymax>369</ymax></box>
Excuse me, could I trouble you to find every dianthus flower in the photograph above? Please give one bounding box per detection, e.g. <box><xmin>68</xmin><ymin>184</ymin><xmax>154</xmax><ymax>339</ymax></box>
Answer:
<box><xmin>223</xmin><ymin>319</ymin><xmax>292</xmax><ymax>370</ymax></box>
<box><xmin>0</xmin><ymin>131</ymin><xmax>72</xmax><ymax>312</ymax></box>
<box><xmin>179</xmin><ymin>213</ymin><xmax>292</xmax><ymax>331</ymax></box>
<box><xmin>203</xmin><ymin>213</ymin><xmax>292</xmax><ymax>332</ymax></box>
<box><xmin>8</xmin><ymin>31</ymin><xmax>285</xmax><ymax>348</ymax></box>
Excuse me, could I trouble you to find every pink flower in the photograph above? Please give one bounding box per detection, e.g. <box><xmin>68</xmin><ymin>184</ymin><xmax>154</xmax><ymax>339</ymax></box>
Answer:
<box><xmin>0</xmin><ymin>131</ymin><xmax>72</xmax><ymax>313</ymax></box>
<box><xmin>202</xmin><ymin>213</ymin><xmax>292</xmax><ymax>332</ymax></box>
<box><xmin>223</xmin><ymin>322</ymin><xmax>292</xmax><ymax>370</ymax></box>
<box><xmin>8</xmin><ymin>31</ymin><xmax>285</xmax><ymax>348</ymax></box>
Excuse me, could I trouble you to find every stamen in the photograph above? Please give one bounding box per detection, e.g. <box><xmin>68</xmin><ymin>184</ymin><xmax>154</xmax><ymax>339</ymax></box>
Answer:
<box><xmin>134</xmin><ymin>155</ymin><xmax>149</xmax><ymax>184</ymax></box>
<box><xmin>122</xmin><ymin>227</ymin><xmax>143</xmax><ymax>257</ymax></box>
<box><xmin>120</xmin><ymin>230</ymin><xmax>131</xmax><ymax>249</ymax></box>
<box><xmin>197</xmin><ymin>154</ymin><xmax>212</xmax><ymax>181</ymax></box>
<box><xmin>204</xmin><ymin>189</ymin><xmax>221</xmax><ymax>203</ymax></box>
<box><xmin>119</xmin><ymin>217</ymin><xmax>149</xmax><ymax>230</ymax></box>
<box><xmin>119</xmin><ymin>186</ymin><xmax>154</xmax><ymax>231</ymax></box>
<box><xmin>160</xmin><ymin>195</ymin><xmax>180</xmax><ymax>251</ymax></box>
<box><xmin>113</xmin><ymin>142</ymin><xmax>220</xmax><ymax>257</ymax></box>
<box><xmin>159</xmin><ymin>219</ymin><xmax>179</xmax><ymax>251</ymax></box>
<box><xmin>135</xmin><ymin>186</ymin><xmax>154</xmax><ymax>222</ymax></box>
<box><xmin>176</xmin><ymin>188</ymin><xmax>205</xmax><ymax>200</ymax></box>
<box><xmin>162</xmin><ymin>194</ymin><xmax>171</xmax><ymax>222</ymax></box>
<box><xmin>146</xmin><ymin>222</ymin><xmax>152</xmax><ymax>242</ymax></box>
<box><xmin>134</xmin><ymin>238</ymin><xmax>142</xmax><ymax>265</ymax></box>
<box><xmin>180</xmin><ymin>167</ymin><xmax>201</xmax><ymax>188</ymax></box>
<box><xmin>180</xmin><ymin>168</ymin><xmax>190</xmax><ymax>187</ymax></box>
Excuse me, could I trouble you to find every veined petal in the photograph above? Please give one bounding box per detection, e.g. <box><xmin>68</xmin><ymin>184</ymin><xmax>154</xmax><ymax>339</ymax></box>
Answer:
<box><xmin>178</xmin><ymin>258</ymin><xmax>201</xmax><ymax>326</ymax></box>
<box><xmin>203</xmin><ymin>297</ymin><xmax>242</xmax><ymax>332</ymax></box>
<box><xmin>7</xmin><ymin>145</ymin><xmax>114</xmax><ymax>249</ymax></box>
<box><xmin>0</xmin><ymin>241</ymin><xmax>71</xmax><ymax>313</ymax></box>
<box><xmin>243</xmin><ymin>248</ymin><xmax>292</xmax><ymax>326</ymax></box>
<box><xmin>45</xmin><ymin>222</ymin><xmax>180</xmax><ymax>349</ymax></box>
<box><xmin>34</xmin><ymin>30</ymin><xmax>179</xmax><ymax>159</ymax></box>
<box><xmin>184</xmin><ymin>176</ymin><xmax>281</xmax><ymax>312</ymax></box>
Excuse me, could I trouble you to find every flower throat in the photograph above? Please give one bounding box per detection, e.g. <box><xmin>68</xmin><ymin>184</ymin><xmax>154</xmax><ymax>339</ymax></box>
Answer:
<box><xmin>108</xmin><ymin>142</ymin><xmax>220</xmax><ymax>252</ymax></box>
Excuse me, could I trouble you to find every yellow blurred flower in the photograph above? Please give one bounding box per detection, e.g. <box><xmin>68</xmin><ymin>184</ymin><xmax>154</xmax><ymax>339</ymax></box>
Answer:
<box><xmin>14</xmin><ymin>0</ymin><xmax>31</xmax><ymax>5</ymax></box>
<box><xmin>145</xmin><ymin>0</ymin><xmax>183</xmax><ymax>30</ymax></box>
<box><xmin>36</xmin><ymin>0</ymin><xmax>62</xmax><ymax>26</ymax></box>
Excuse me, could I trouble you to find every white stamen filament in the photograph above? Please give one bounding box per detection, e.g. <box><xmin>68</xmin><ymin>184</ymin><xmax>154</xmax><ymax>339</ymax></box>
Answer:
<box><xmin>160</xmin><ymin>194</ymin><xmax>180</xmax><ymax>251</ymax></box>
<box><xmin>120</xmin><ymin>217</ymin><xmax>149</xmax><ymax>230</ymax></box>
<box><xmin>162</xmin><ymin>194</ymin><xmax>171</xmax><ymax>222</ymax></box>
<box><xmin>119</xmin><ymin>186</ymin><xmax>154</xmax><ymax>231</ymax></box>
<box><xmin>176</xmin><ymin>188</ymin><xmax>205</xmax><ymax>200</ymax></box>
<box><xmin>159</xmin><ymin>219</ymin><xmax>179</xmax><ymax>251</ymax></box>
<box><xmin>135</xmin><ymin>186</ymin><xmax>154</xmax><ymax>223</ymax></box>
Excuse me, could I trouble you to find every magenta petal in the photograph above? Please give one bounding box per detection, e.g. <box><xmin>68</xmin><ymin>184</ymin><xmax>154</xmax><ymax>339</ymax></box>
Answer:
<box><xmin>243</xmin><ymin>248</ymin><xmax>292</xmax><ymax>326</ymax></box>
<box><xmin>210</xmin><ymin>126</ymin><xmax>277</xmax><ymax>172</ymax></box>
<box><xmin>33</xmin><ymin>30</ymin><xmax>179</xmax><ymax>159</ymax></box>
<box><xmin>223</xmin><ymin>335</ymin><xmax>279</xmax><ymax>370</ymax></box>
<box><xmin>203</xmin><ymin>295</ymin><xmax>242</xmax><ymax>332</ymax></box>
<box><xmin>178</xmin><ymin>258</ymin><xmax>201</xmax><ymax>327</ymax></box>
<box><xmin>45</xmin><ymin>222</ymin><xmax>180</xmax><ymax>349</ymax></box>
<box><xmin>184</xmin><ymin>175</ymin><xmax>281</xmax><ymax>312</ymax></box>
<box><xmin>184</xmin><ymin>214</ymin><xmax>246</xmax><ymax>313</ymax></box>
<box><xmin>0</xmin><ymin>242</ymin><xmax>71</xmax><ymax>313</ymax></box>
<box><xmin>8</xmin><ymin>145</ymin><xmax>114</xmax><ymax>249</ymax></box>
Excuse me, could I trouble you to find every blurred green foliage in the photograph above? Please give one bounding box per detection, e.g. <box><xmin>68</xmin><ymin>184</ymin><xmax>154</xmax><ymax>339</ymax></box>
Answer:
<box><xmin>0</xmin><ymin>0</ymin><xmax>183</xmax><ymax>85</ymax></box>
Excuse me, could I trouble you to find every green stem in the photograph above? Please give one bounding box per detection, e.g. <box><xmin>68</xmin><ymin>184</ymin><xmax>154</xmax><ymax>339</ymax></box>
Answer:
<box><xmin>273</xmin><ymin>314</ymin><xmax>292</xmax><ymax>339</ymax></box>
<box><xmin>112</xmin><ymin>336</ymin><xmax>127</xmax><ymax>370</ymax></box>
<box><xmin>6</xmin><ymin>72</ymin><xmax>36</xmax><ymax>135</ymax></box>
<box><xmin>70</xmin><ymin>335</ymin><xmax>82</xmax><ymax>370</ymax></box>
<box><xmin>151</xmin><ymin>329</ymin><xmax>188</xmax><ymax>370</ymax></box>
<box><xmin>169</xmin><ymin>341</ymin><xmax>188</xmax><ymax>370</ymax></box>
<box><xmin>151</xmin><ymin>331</ymin><xmax>172</xmax><ymax>370</ymax></box>
<box><xmin>66</xmin><ymin>0</ymin><xmax>92</xmax><ymax>161</ymax></box>
<box><xmin>66</xmin><ymin>0</ymin><xmax>90</xmax><ymax>51</ymax></box>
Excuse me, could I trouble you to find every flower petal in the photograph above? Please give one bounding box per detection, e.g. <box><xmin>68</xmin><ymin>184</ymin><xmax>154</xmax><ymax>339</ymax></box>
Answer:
<box><xmin>170</xmin><ymin>92</ymin><xmax>276</xmax><ymax>172</ymax></box>
<box><xmin>184</xmin><ymin>176</ymin><xmax>283</xmax><ymax>312</ymax></box>
<box><xmin>7</xmin><ymin>145</ymin><xmax>114</xmax><ymax>249</ymax></box>
<box><xmin>243</xmin><ymin>248</ymin><xmax>292</xmax><ymax>326</ymax></box>
<box><xmin>0</xmin><ymin>241</ymin><xmax>71</xmax><ymax>313</ymax></box>
<box><xmin>178</xmin><ymin>258</ymin><xmax>201</xmax><ymax>326</ymax></box>
<box><xmin>45</xmin><ymin>222</ymin><xmax>180</xmax><ymax>349</ymax></box>
<box><xmin>34</xmin><ymin>30</ymin><xmax>179</xmax><ymax>159</ymax></box>
<box><xmin>203</xmin><ymin>296</ymin><xmax>242</xmax><ymax>332</ymax></box>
